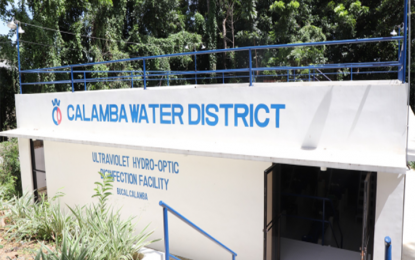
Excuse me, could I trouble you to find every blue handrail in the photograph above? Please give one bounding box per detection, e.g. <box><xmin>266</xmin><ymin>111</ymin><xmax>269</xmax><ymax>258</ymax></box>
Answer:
<box><xmin>159</xmin><ymin>201</ymin><xmax>237</xmax><ymax>260</ymax></box>
<box><xmin>385</xmin><ymin>236</ymin><xmax>392</xmax><ymax>260</ymax></box>
<box><xmin>17</xmin><ymin>35</ymin><xmax>406</xmax><ymax>93</ymax></box>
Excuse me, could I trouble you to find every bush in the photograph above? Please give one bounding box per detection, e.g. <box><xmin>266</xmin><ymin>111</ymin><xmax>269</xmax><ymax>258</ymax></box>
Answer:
<box><xmin>0</xmin><ymin>172</ymin><xmax>158</xmax><ymax>259</ymax></box>
<box><xmin>0</xmin><ymin>138</ymin><xmax>21</xmax><ymax>199</ymax></box>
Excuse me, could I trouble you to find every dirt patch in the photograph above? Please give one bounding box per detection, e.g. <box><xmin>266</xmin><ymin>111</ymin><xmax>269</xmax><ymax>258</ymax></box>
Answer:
<box><xmin>0</xmin><ymin>228</ymin><xmax>52</xmax><ymax>260</ymax></box>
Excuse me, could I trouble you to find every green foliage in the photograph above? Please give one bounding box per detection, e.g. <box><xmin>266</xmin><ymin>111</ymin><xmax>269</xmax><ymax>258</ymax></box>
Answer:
<box><xmin>0</xmin><ymin>0</ymin><xmax>414</xmax><ymax>113</ymax></box>
<box><xmin>92</xmin><ymin>171</ymin><xmax>114</xmax><ymax>213</ymax></box>
<box><xmin>0</xmin><ymin>138</ymin><xmax>21</xmax><ymax>199</ymax></box>
<box><xmin>409</xmin><ymin>161</ymin><xmax>415</xmax><ymax>170</ymax></box>
<box><xmin>0</xmin><ymin>172</ymin><xmax>158</xmax><ymax>259</ymax></box>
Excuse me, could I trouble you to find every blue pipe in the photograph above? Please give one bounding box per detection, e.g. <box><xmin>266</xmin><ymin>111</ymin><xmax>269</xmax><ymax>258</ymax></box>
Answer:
<box><xmin>20</xmin><ymin>68</ymin><xmax>399</xmax><ymax>86</ymax></box>
<box><xmin>385</xmin><ymin>236</ymin><xmax>391</xmax><ymax>260</ymax></box>
<box><xmin>71</xmin><ymin>67</ymin><xmax>74</xmax><ymax>92</ymax></box>
<box><xmin>17</xmin><ymin>30</ymin><xmax>22</xmax><ymax>94</ymax></box>
<box><xmin>249</xmin><ymin>49</ymin><xmax>253</xmax><ymax>86</ymax></box>
<box><xmin>143</xmin><ymin>59</ymin><xmax>147</xmax><ymax>89</ymax></box>
<box><xmin>163</xmin><ymin>207</ymin><xmax>170</xmax><ymax>260</ymax></box>
<box><xmin>402</xmin><ymin>0</ymin><xmax>409</xmax><ymax>83</ymax></box>
<box><xmin>195</xmin><ymin>53</ymin><xmax>197</xmax><ymax>85</ymax></box>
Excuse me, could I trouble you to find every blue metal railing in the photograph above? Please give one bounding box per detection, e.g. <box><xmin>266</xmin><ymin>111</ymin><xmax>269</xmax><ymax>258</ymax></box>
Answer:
<box><xmin>385</xmin><ymin>236</ymin><xmax>392</xmax><ymax>260</ymax></box>
<box><xmin>17</xmin><ymin>35</ymin><xmax>406</xmax><ymax>94</ymax></box>
<box><xmin>282</xmin><ymin>192</ymin><xmax>344</xmax><ymax>248</ymax></box>
<box><xmin>159</xmin><ymin>201</ymin><xmax>237</xmax><ymax>260</ymax></box>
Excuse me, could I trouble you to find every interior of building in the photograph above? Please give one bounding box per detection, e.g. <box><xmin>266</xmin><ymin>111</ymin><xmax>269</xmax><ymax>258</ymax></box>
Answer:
<box><xmin>265</xmin><ymin>164</ymin><xmax>377</xmax><ymax>260</ymax></box>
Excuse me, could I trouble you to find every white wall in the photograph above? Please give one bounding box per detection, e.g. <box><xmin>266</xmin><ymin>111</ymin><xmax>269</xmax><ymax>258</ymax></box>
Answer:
<box><xmin>374</xmin><ymin>172</ymin><xmax>405</xmax><ymax>260</ymax></box>
<box><xmin>18</xmin><ymin>138</ymin><xmax>33</xmax><ymax>194</ymax></box>
<box><xmin>43</xmin><ymin>140</ymin><xmax>269</xmax><ymax>260</ymax></box>
<box><xmin>403</xmin><ymin>169</ymin><xmax>415</xmax><ymax>259</ymax></box>
<box><xmin>9</xmin><ymin>81</ymin><xmax>408</xmax><ymax>173</ymax></box>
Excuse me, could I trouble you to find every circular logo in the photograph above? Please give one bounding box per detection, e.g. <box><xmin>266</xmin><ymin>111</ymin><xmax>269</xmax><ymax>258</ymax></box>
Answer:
<box><xmin>52</xmin><ymin>106</ymin><xmax>62</xmax><ymax>125</ymax></box>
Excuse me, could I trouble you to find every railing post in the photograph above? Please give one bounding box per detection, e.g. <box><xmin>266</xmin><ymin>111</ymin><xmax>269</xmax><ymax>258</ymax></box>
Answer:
<box><xmin>195</xmin><ymin>53</ymin><xmax>197</xmax><ymax>85</ymax></box>
<box><xmin>322</xmin><ymin>200</ymin><xmax>325</xmax><ymax>246</ymax></box>
<box><xmin>17</xmin><ymin>30</ymin><xmax>22</xmax><ymax>94</ymax></box>
<box><xmin>222</xmin><ymin>72</ymin><xmax>225</xmax><ymax>84</ymax></box>
<box><xmin>249</xmin><ymin>49</ymin><xmax>253</xmax><ymax>86</ymax></box>
<box><xmin>384</xmin><ymin>236</ymin><xmax>391</xmax><ymax>260</ymax></box>
<box><xmin>84</xmin><ymin>72</ymin><xmax>87</xmax><ymax>90</ymax></box>
<box><xmin>167</xmin><ymin>71</ymin><xmax>170</xmax><ymax>86</ymax></box>
<box><xmin>71</xmin><ymin>67</ymin><xmax>74</xmax><ymax>92</ymax></box>
<box><xmin>287</xmin><ymin>70</ymin><xmax>289</xmax><ymax>82</ymax></box>
<box><xmin>163</xmin><ymin>207</ymin><xmax>170</xmax><ymax>260</ymax></box>
<box><xmin>308</xmin><ymin>69</ymin><xmax>310</xmax><ymax>82</ymax></box>
<box><xmin>398</xmin><ymin>27</ymin><xmax>401</xmax><ymax>61</ymax></box>
<box><xmin>143</xmin><ymin>59</ymin><xmax>147</xmax><ymax>89</ymax></box>
<box><xmin>402</xmin><ymin>0</ymin><xmax>408</xmax><ymax>83</ymax></box>
<box><xmin>351</xmin><ymin>67</ymin><xmax>353</xmax><ymax>81</ymax></box>
<box><xmin>131</xmin><ymin>71</ymin><xmax>134</xmax><ymax>88</ymax></box>
<box><xmin>293</xmin><ymin>70</ymin><xmax>296</xmax><ymax>82</ymax></box>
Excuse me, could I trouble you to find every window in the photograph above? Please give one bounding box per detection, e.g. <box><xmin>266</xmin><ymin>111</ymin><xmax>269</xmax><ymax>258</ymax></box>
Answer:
<box><xmin>30</xmin><ymin>139</ymin><xmax>47</xmax><ymax>201</ymax></box>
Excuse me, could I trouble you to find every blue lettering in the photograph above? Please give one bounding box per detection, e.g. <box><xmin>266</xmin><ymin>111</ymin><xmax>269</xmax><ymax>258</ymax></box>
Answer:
<box><xmin>249</xmin><ymin>104</ymin><xmax>254</xmax><ymax>127</ymax></box>
<box><xmin>139</xmin><ymin>104</ymin><xmax>149</xmax><ymax>123</ymax></box>
<box><xmin>255</xmin><ymin>104</ymin><xmax>270</xmax><ymax>128</ymax></box>
<box><xmin>67</xmin><ymin>105</ymin><xmax>74</xmax><ymax>121</ymax></box>
<box><xmin>234</xmin><ymin>104</ymin><xmax>249</xmax><ymax>127</ymax></box>
<box><xmin>201</xmin><ymin>104</ymin><xmax>205</xmax><ymax>125</ymax></box>
<box><xmin>270</xmin><ymin>104</ymin><xmax>286</xmax><ymax>128</ymax></box>
<box><xmin>75</xmin><ymin>105</ymin><xmax>82</xmax><ymax>121</ymax></box>
<box><xmin>160</xmin><ymin>104</ymin><xmax>171</xmax><ymax>124</ymax></box>
<box><xmin>129</xmin><ymin>104</ymin><xmax>139</xmax><ymax>123</ymax></box>
<box><xmin>119</xmin><ymin>104</ymin><xmax>128</xmax><ymax>122</ymax></box>
<box><xmin>219</xmin><ymin>104</ymin><xmax>233</xmax><ymax>126</ymax></box>
<box><xmin>109</xmin><ymin>104</ymin><xmax>118</xmax><ymax>122</ymax></box>
<box><xmin>83</xmin><ymin>105</ymin><xmax>91</xmax><ymax>121</ymax></box>
<box><xmin>189</xmin><ymin>104</ymin><xmax>200</xmax><ymax>125</ymax></box>
<box><xmin>100</xmin><ymin>105</ymin><xmax>109</xmax><ymax>122</ymax></box>
<box><xmin>172</xmin><ymin>104</ymin><xmax>184</xmax><ymax>124</ymax></box>
<box><xmin>206</xmin><ymin>104</ymin><xmax>219</xmax><ymax>126</ymax></box>
<box><xmin>91</xmin><ymin>105</ymin><xmax>99</xmax><ymax>121</ymax></box>
<box><xmin>149</xmin><ymin>104</ymin><xmax>159</xmax><ymax>124</ymax></box>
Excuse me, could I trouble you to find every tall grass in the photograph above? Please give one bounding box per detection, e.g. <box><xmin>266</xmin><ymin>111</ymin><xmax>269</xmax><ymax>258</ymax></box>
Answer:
<box><xmin>0</xmin><ymin>172</ymin><xmax>159</xmax><ymax>259</ymax></box>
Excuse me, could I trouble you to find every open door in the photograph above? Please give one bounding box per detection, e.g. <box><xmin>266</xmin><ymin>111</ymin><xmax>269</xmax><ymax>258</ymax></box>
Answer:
<box><xmin>264</xmin><ymin>164</ymin><xmax>281</xmax><ymax>260</ymax></box>
<box><xmin>361</xmin><ymin>172</ymin><xmax>371</xmax><ymax>260</ymax></box>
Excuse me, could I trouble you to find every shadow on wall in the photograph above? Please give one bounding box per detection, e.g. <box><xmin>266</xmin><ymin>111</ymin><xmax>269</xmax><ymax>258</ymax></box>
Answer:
<box><xmin>301</xmin><ymin>87</ymin><xmax>333</xmax><ymax>150</ymax></box>
<box><xmin>348</xmin><ymin>85</ymin><xmax>371</xmax><ymax>138</ymax></box>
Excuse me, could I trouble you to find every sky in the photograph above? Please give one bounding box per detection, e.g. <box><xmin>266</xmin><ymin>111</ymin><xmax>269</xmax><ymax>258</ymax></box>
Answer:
<box><xmin>0</xmin><ymin>0</ymin><xmax>32</xmax><ymax>41</ymax></box>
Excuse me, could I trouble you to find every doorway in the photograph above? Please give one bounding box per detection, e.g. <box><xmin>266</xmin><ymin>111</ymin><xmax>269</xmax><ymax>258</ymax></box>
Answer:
<box><xmin>30</xmin><ymin>139</ymin><xmax>47</xmax><ymax>201</ymax></box>
<box><xmin>264</xmin><ymin>164</ymin><xmax>376</xmax><ymax>260</ymax></box>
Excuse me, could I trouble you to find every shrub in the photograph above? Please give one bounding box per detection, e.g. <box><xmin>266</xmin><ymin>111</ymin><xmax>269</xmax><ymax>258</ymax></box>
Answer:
<box><xmin>1</xmin><ymin>171</ymin><xmax>159</xmax><ymax>259</ymax></box>
<box><xmin>0</xmin><ymin>138</ymin><xmax>21</xmax><ymax>199</ymax></box>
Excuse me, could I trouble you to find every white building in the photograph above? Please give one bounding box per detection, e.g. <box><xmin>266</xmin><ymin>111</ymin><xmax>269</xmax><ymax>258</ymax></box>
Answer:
<box><xmin>0</xmin><ymin>78</ymin><xmax>413</xmax><ymax>260</ymax></box>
